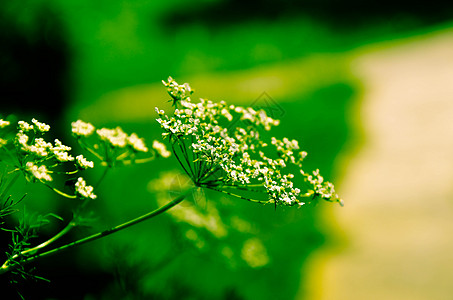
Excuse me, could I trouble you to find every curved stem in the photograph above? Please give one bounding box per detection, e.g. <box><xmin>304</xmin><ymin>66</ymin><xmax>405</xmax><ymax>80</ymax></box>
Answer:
<box><xmin>99</xmin><ymin>156</ymin><xmax>156</xmax><ymax>167</ymax></box>
<box><xmin>94</xmin><ymin>167</ymin><xmax>109</xmax><ymax>189</ymax></box>
<box><xmin>18</xmin><ymin>221</ymin><xmax>76</xmax><ymax>258</ymax></box>
<box><xmin>0</xmin><ymin>192</ymin><xmax>188</xmax><ymax>275</ymax></box>
<box><xmin>207</xmin><ymin>186</ymin><xmax>271</xmax><ymax>204</ymax></box>
<box><xmin>43</xmin><ymin>183</ymin><xmax>77</xmax><ymax>199</ymax></box>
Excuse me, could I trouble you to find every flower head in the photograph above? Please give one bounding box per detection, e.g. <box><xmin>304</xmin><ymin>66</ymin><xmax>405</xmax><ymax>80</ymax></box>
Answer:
<box><xmin>52</xmin><ymin>139</ymin><xmax>74</xmax><ymax>162</ymax></box>
<box><xmin>96</xmin><ymin>127</ymin><xmax>128</xmax><ymax>148</ymax></box>
<box><xmin>72</xmin><ymin>120</ymin><xmax>95</xmax><ymax>137</ymax></box>
<box><xmin>152</xmin><ymin>140</ymin><xmax>171</xmax><ymax>158</ymax></box>
<box><xmin>18</xmin><ymin>121</ymin><xmax>34</xmax><ymax>132</ymax></box>
<box><xmin>0</xmin><ymin>119</ymin><xmax>10</xmax><ymax>128</ymax></box>
<box><xmin>75</xmin><ymin>177</ymin><xmax>97</xmax><ymax>199</ymax></box>
<box><xmin>162</xmin><ymin>76</ymin><xmax>193</xmax><ymax>106</ymax></box>
<box><xmin>31</xmin><ymin>118</ymin><xmax>50</xmax><ymax>132</ymax></box>
<box><xmin>25</xmin><ymin>162</ymin><xmax>53</xmax><ymax>182</ymax></box>
<box><xmin>76</xmin><ymin>155</ymin><xmax>94</xmax><ymax>169</ymax></box>
<box><xmin>156</xmin><ymin>78</ymin><xmax>342</xmax><ymax>207</ymax></box>
<box><xmin>127</xmin><ymin>133</ymin><xmax>148</xmax><ymax>152</ymax></box>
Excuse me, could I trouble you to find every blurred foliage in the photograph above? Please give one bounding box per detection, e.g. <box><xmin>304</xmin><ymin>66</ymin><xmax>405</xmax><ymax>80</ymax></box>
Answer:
<box><xmin>0</xmin><ymin>0</ymin><xmax>451</xmax><ymax>299</ymax></box>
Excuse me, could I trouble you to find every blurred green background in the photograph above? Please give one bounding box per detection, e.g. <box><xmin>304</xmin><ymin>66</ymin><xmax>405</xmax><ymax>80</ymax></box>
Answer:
<box><xmin>1</xmin><ymin>0</ymin><xmax>453</xmax><ymax>299</ymax></box>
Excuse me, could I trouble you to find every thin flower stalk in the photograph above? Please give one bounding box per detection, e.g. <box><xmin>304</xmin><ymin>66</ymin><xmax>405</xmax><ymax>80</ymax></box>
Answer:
<box><xmin>157</xmin><ymin>77</ymin><xmax>342</xmax><ymax>207</ymax></box>
<box><xmin>0</xmin><ymin>192</ymin><xmax>188</xmax><ymax>275</ymax></box>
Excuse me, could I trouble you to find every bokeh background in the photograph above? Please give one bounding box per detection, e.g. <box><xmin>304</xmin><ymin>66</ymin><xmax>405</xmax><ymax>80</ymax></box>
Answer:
<box><xmin>1</xmin><ymin>0</ymin><xmax>453</xmax><ymax>299</ymax></box>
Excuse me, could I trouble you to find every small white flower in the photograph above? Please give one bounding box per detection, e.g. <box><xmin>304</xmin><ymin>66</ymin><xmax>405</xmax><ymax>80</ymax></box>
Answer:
<box><xmin>18</xmin><ymin>121</ymin><xmax>34</xmax><ymax>132</ymax></box>
<box><xmin>49</xmin><ymin>139</ymin><xmax>73</xmax><ymax>161</ymax></box>
<box><xmin>152</xmin><ymin>140</ymin><xmax>171</xmax><ymax>158</ymax></box>
<box><xmin>31</xmin><ymin>118</ymin><xmax>50</xmax><ymax>132</ymax></box>
<box><xmin>76</xmin><ymin>155</ymin><xmax>94</xmax><ymax>169</ymax></box>
<box><xmin>75</xmin><ymin>177</ymin><xmax>97</xmax><ymax>199</ymax></box>
<box><xmin>97</xmin><ymin>127</ymin><xmax>127</xmax><ymax>148</ymax></box>
<box><xmin>221</xmin><ymin>108</ymin><xmax>233</xmax><ymax>121</ymax></box>
<box><xmin>16</xmin><ymin>131</ymin><xmax>29</xmax><ymax>150</ymax></box>
<box><xmin>53</xmin><ymin>139</ymin><xmax>72</xmax><ymax>152</ymax></box>
<box><xmin>0</xmin><ymin>119</ymin><xmax>10</xmax><ymax>128</ymax></box>
<box><xmin>28</xmin><ymin>138</ymin><xmax>52</xmax><ymax>157</ymax></box>
<box><xmin>26</xmin><ymin>162</ymin><xmax>53</xmax><ymax>182</ymax></box>
<box><xmin>162</xmin><ymin>76</ymin><xmax>193</xmax><ymax>102</ymax></box>
<box><xmin>72</xmin><ymin>120</ymin><xmax>95</xmax><ymax>137</ymax></box>
<box><xmin>127</xmin><ymin>133</ymin><xmax>148</xmax><ymax>152</ymax></box>
<box><xmin>0</xmin><ymin>138</ymin><xmax>7</xmax><ymax>147</ymax></box>
<box><xmin>53</xmin><ymin>151</ymin><xmax>74</xmax><ymax>162</ymax></box>
<box><xmin>155</xmin><ymin>107</ymin><xmax>165</xmax><ymax>115</ymax></box>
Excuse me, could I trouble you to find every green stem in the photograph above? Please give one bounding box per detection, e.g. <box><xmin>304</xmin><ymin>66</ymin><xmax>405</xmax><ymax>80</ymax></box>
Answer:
<box><xmin>99</xmin><ymin>156</ymin><xmax>156</xmax><ymax>167</ymax></box>
<box><xmin>43</xmin><ymin>182</ymin><xmax>77</xmax><ymax>199</ymax></box>
<box><xmin>0</xmin><ymin>192</ymin><xmax>187</xmax><ymax>275</ymax></box>
<box><xmin>19</xmin><ymin>221</ymin><xmax>76</xmax><ymax>257</ymax></box>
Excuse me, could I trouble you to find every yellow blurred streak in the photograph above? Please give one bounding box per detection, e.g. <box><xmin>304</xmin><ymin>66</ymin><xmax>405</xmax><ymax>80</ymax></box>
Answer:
<box><xmin>75</xmin><ymin>54</ymin><xmax>348</xmax><ymax>123</ymax></box>
<box><xmin>303</xmin><ymin>26</ymin><xmax>453</xmax><ymax>300</ymax></box>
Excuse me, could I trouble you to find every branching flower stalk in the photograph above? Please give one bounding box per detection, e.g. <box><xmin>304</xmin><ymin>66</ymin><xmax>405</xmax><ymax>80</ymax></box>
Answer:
<box><xmin>0</xmin><ymin>76</ymin><xmax>343</xmax><ymax>280</ymax></box>
<box><xmin>158</xmin><ymin>77</ymin><xmax>343</xmax><ymax>208</ymax></box>
<box><xmin>0</xmin><ymin>116</ymin><xmax>172</xmax><ymax>276</ymax></box>
<box><xmin>0</xmin><ymin>192</ymin><xmax>188</xmax><ymax>275</ymax></box>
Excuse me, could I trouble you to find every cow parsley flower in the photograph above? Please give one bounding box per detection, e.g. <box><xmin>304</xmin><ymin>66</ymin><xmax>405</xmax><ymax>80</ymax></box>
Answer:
<box><xmin>18</xmin><ymin>121</ymin><xmax>34</xmax><ymax>132</ymax></box>
<box><xmin>152</xmin><ymin>140</ymin><xmax>171</xmax><ymax>158</ymax></box>
<box><xmin>49</xmin><ymin>139</ymin><xmax>74</xmax><ymax>162</ymax></box>
<box><xmin>72</xmin><ymin>120</ymin><xmax>162</xmax><ymax>167</ymax></box>
<box><xmin>31</xmin><ymin>118</ymin><xmax>50</xmax><ymax>132</ymax></box>
<box><xmin>97</xmin><ymin>127</ymin><xmax>128</xmax><ymax>148</ymax></box>
<box><xmin>16</xmin><ymin>130</ymin><xmax>29</xmax><ymax>150</ymax></box>
<box><xmin>156</xmin><ymin>78</ymin><xmax>342</xmax><ymax>207</ymax></box>
<box><xmin>127</xmin><ymin>133</ymin><xmax>148</xmax><ymax>152</ymax></box>
<box><xmin>27</xmin><ymin>138</ymin><xmax>53</xmax><ymax>157</ymax></box>
<box><xmin>75</xmin><ymin>177</ymin><xmax>97</xmax><ymax>199</ymax></box>
<box><xmin>162</xmin><ymin>76</ymin><xmax>193</xmax><ymax>106</ymax></box>
<box><xmin>25</xmin><ymin>162</ymin><xmax>53</xmax><ymax>182</ymax></box>
<box><xmin>76</xmin><ymin>155</ymin><xmax>94</xmax><ymax>169</ymax></box>
<box><xmin>72</xmin><ymin>120</ymin><xmax>95</xmax><ymax>137</ymax></box>
<box><xmin>9</xmin><ymin>119</ymin><xmax>101</xmax><ymax>200</ymax></box>
<box><xmin>0</xmin><ymin>119</ymin><xmax>10</xmax><ymax>128</ymax></box>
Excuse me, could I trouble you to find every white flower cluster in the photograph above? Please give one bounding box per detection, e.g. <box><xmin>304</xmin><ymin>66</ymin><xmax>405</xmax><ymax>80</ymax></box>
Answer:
<box><xmin>73</xmin><ymin>121</ymin><xmax>149</xmax><ymax>153</ymax></box>
<box><xmin>16</xmin><ymin>130</ymin><xmax>81</xmax><ymax>163</ymax></box>
<box><xmin>71</xmin><ymin>120</ymin><xmax>169</xmax><ymax>167</ymax></box>
<box><xmin>96</xmin><ymin>127</ymin><xmax>128</xmax><ymax>148</ymax></box>
<box><xmin>31</xmin><ymin>118</ymin><xmax>50</xmax><ymax>132</ymax></box>
<box><xmin>18</xmin><ymin>120</ymin><xmax>34</xmax><ymax>132</ymax></box>
<box><xmin>152</xmin><ymin>140</ymin><xmax>171</xmax><ymax>158</ymax></box>
<box><xmin>52</xmin><ymin>139</ymin><xmax>75</xmax><ymax>162</ymax></box>
<box><xmin>156</xmin><ymin>78</ymin><xmax>342</xmax><ymax>207</ymax></box>
<box><xmin>25</xmin><ymin>162</ymin><xmax>53</xmax><ymax>182</ymax></box>
<box><xmin>10</xmin><ymin>119</ymin><xmax>96</xmax><ymax>197</ymax></box>
<box><xmin>0</xmin><ymin>119</ymin><xmax>10</xmax><ymax>147</ymax></box>
<box><xmin>128</xmin><ymin>133</ymin><xmax>149</xmax><ymax>152</ymax></box>
<box><xmin>307</xmin><ymin>169</ymin><xmax>343</xmax><ymax>205</ymax></box>
<box><xmin>162</xmin><ymin>76</ymin><xmax>193</xmax><ymax>102</ymax></box>
<box><xmin>76</xmin><ymin>154</ymin><xmax>94</xmax><ymax>169</ymax></box>
<box><xmin>72</xmin><ymin>120</ymin><xmax>95</xmax><ymax>137</ymax></box>
<box><xmin>17</xmin><ymin>119</ymin><xmax>50</xmax><ymax>133</ymax></box>
<box><xmin>96</xmin><ymin>126</ymin><xmax>150</xmax><ymax>153</ymax></box>
<box><xmin>72</xmin><ymin>120</ymin><xmax>150</xmax><ymax>152</ymax></box>
<box><xmin>0</xmin><ymin>119</ymin><xmax>10</xmax><ymax>128</ymax></box>
<box><xmin>75</xmin><ymin>177</ymin><xmax>97</xmax><ymax>199</ymax></box>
